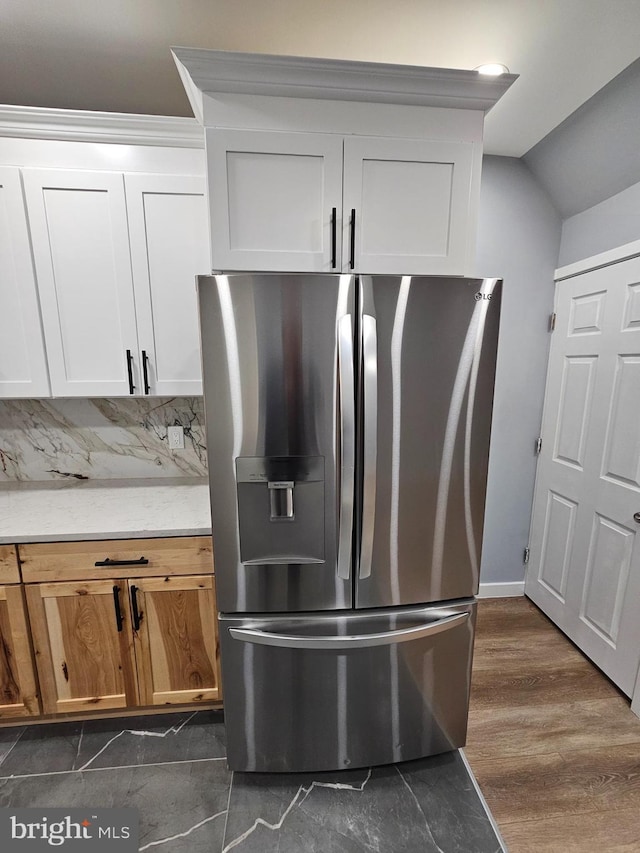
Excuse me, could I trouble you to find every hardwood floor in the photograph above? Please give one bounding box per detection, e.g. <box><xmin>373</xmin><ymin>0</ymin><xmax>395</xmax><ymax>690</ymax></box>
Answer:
<box><xmin>466</xmin><ymin>597</ymin><xmax>640</xmax><ymax>852</ymax></box>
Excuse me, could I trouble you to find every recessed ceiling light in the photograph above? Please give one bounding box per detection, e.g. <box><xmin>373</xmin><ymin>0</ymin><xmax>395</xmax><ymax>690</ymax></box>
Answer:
<box><xmin>475</xmin><ymin>63</ymin><xmax>510</xmax><ymax>76</ymax></box>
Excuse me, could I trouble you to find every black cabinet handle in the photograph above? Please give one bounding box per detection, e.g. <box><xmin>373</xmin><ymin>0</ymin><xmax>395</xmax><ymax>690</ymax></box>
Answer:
<box><xmin>126</xmin><ymin>349</ymin><xmax>135</xmax><ymax>395</ymax></box>
<box><xmin>349</xmin><ymin>208</ymin><xmax>356</xmax><ymax>270</ymax></box>
<box><xmin>142</xmin><ymin>350</ymin><xmax>151</xmax><ymax>395</ymax></box>
<box><xmin>331</xmin><ymin>207</ymin><xmax>337</xmax><ymax>269</ymax></box>
<box><xmin>95</xmin><ymin>557</ymin><xmax>149</xmax><ymax>568</ymax></box>
<box><xmin>113</xmin><ymin>585</ymin><xmax>124</xmax><ymax>632</ymax></box>
<box><xmin>130</xmin><ymin>584</ymin><xmax>141</xmax><ymax>631</ymax></box>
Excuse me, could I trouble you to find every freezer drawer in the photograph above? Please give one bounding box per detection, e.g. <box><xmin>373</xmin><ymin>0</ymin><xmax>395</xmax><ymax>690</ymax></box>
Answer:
<box><xmin>219</xmin><ymin>600</ymin><xmax>476</xmax><ymax>772</ymax></box>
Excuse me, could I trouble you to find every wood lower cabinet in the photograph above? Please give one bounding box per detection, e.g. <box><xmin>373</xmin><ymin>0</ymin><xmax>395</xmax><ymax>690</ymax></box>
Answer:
<box><xmin>21</xmin><ymin>535</ymin><xmax>222</xmax><ymax>718</ymax></box>
<box><xmin>0</xmin><ymin>585</ymin><xmax>40</xmax><ymax>718</ymax></box>
<box><xmin>25</xmin><ymin>580</ymin><xmax>138</xmax><ymax>715</ymax></box>
<box><xmin>130</xmin><ymin>575</ymin><xmax>220</xmax><ymax>705</ymax></box>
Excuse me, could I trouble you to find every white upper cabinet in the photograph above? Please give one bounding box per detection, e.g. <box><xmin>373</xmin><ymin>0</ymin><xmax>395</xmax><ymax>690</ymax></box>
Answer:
<box><xmin>0</xmin><ymin>167</ymin><xmax>50</xmax><ymax>397</ymax></box>
<box><xmin>173</xmin><ymin>49</ymin><xmax>517</xmax><ymax>277</ymax></box>
<box><xmin>125</xmin><ymin>174</ymin><xmax>209</xmax><ymax>395</ymax></box>
<box><xmin>207</xmin><ymin>130</ymin><xmax>343</xmax><ymax>273</ymax></box>
<box><xmin>23</xmin><ymin>169</ymin><xmax>139</xmax><ymax>397</ymax></box>
<box><xmin>17</xmin><ymin>166</ymin><xmax>209</xmax><ymax>398</ymax></box>
<box><xmin>342</xmin><ymin>136</ymin><xmax>475</xmax><ymax>275</ymax></box>
<box><xmin>207</xmin><ymin>129</ymin><xmax>476</xmax><ymax>275</ymax></box>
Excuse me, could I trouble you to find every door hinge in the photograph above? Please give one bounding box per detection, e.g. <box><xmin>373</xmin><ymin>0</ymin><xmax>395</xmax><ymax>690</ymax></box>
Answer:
<box><xmin>536</xmin><ymin>437</ymin><xmax>542</xmax><ymax>455</ymax></box>
<box><xmin>550</xmin><ymin>312</ymin><xmax>556</xmax><ymax>331</ymax></box>
<box><xmin>524</xmin><ymin>547</ymin><xmax>530</xmax><ymax>564</ymax></box>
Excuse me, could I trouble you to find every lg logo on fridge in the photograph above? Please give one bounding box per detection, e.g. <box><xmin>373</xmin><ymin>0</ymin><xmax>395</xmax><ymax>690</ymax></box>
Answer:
<box><xmin>1</xmin><ymin>809</ymin><xmax>137</xmax><ymax>850</ymax></box>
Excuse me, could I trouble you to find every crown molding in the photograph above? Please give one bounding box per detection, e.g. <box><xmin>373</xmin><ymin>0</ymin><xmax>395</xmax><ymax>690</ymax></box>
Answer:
<box><xmin>171</xmin><ymin>47</ymin><xmax>517</xmax><ymax>123</ymax></box>
<box><xmin>0</xmin><ymin>104</ymin><xmax>204</xmax><ymax>148</ymax></box>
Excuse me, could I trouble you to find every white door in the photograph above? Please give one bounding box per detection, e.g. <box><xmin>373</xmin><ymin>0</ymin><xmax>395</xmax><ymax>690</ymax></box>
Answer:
<box><xmin>526</xmin><ymin>257</ymin><xmax>640</xmax><ymax>695</ymax></box>
<box><xmin>342</xmin><ymin>136</ymin><xmax>476</xmax><ymax>275</ymax></box>
<box><xmin>206</xmin><ymin>129</ymin><xmax>343</xmax><ymax>272</ymax></box>
<box><xmin>125</xmin><ymin>174</ymin><xmax>209</xmax><ymax>396</ymax></box>
<box><xmin>0</xmin><ymin>167</ymin><xmax>50</xmax><ymax>397</ymax></box>
<box><xmin>23</xmin><ymin>169</ymin><xmax>139</xmax><ymax>397</ymax></box>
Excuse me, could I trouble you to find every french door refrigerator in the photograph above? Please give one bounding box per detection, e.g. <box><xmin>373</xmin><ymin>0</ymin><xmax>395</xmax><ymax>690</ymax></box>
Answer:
<box><xmin>198</xmin><ymin>273</ymin><xmax>501</xmax><ymax>772</ymax></box>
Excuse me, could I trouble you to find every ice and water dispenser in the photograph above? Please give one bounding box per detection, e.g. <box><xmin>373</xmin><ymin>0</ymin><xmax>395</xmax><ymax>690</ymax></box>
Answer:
<box><xmin>235</xmin><ymin>456</ymin><xmax>325</xmax><ymax>564</ymax></box>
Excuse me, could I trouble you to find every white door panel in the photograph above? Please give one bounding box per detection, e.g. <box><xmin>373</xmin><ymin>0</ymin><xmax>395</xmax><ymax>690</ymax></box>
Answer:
<box><xmin>342</xmin><ymin>136</ymin><xmax>476</xmax><ymax>275</ymax></box>
<box><xmin>23</xmin><ymin>169</ymin><xmax>138</xmax><ymax>397</ymax></box>
<box><xmin>537</xmin><ymin>490</ymin><xmax>578</xmax><ymax>603</ymax></box>
<box><xmin>125</xmin><ymin>174</ymin><xmax>209</xmax><ymax>396</ymax></box>
<box><xmin>206</xmin><ymin>129</ymin><xmax>343</xmax><ymax>272</ymax></box>
<box><xmin>0</xmin><ymin>167</ymin><xmax>50</xmax><ymax>397</ymax></box>
<box><xmin>527</xmin><ymin>257</ymin><xmax>640</xmax><ymax>696</ymax></box>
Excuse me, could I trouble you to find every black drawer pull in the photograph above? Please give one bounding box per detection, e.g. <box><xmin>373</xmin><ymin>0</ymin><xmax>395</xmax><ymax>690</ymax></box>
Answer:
<box><xmin>112</xmin><ymin>585</ymin><xmax>124</xmax><ymax>632</ymax></box>
<box><xmin>349</xmin><ymin>208</ymin><xmax>356</xmax><ymax>270</ymax></box>
<box><xmin>330</xmin><ymin>207</ymin><xmax>337</xmax><ymax>269</ymax></box>
<box><xmin>130</xmin><ymin>584</ymin><xmax>142</xmax><ymax>631</ymax></box>
<box><xmin>142</xmin><ymin>350</ymin><xmax>151</xmax><ymax>395</ymax></box>
<box><xmin>95</xmin><ymin>557</ymin><xmax>149</xmax><ymax>567</ymax></box>
<box><xmin>126</xmin><ymin>349</ymin><xmax>135</xmax><ymax>395</ymax></box>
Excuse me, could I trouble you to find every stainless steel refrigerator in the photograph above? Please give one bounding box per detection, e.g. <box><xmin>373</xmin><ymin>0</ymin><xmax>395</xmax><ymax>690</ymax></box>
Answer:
<box><xmin>198</xmin><ymin>273</ymin><xmax>501</xmax><ymax>772</ymax></box>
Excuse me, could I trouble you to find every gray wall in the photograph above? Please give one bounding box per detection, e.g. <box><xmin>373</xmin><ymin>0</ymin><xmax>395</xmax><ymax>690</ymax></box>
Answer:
<box><xmin>559</xmin><ymin>179</ymin><xmax>640</xmax><ymax>267</ymax></box>
<box><xmin>524</xmin><ymin>57</ymin><xmax>640</xmax><ymax>218</ymax></box>
<box><xmin>475</xmin><ymin>156</ymin><xmax>562</xmax><ymax>587</ymax></box>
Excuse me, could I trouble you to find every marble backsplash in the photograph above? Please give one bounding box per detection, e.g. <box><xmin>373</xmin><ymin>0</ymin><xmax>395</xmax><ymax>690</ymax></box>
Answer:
<box><xmin>0</xmin><ymin>398</ymin><xmax>208</xmax><ymax>481</ymax></box>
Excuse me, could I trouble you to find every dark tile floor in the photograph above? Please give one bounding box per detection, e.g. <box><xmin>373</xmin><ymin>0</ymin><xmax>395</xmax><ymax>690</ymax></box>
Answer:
<box><xmin>0</xmin><ymin>711</ymin><xmax>504</xmax><ymax>852</ymax></box>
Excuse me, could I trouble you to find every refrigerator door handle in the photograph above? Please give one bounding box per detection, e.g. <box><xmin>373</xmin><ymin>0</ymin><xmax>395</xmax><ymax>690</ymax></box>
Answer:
<box><xmin>337</xmin><ymin>313</ymin><xmax>356</xmax><ymax>580</ymax></box>
<box><xmin>229</xmin><ymin>612</ymin><xmax>468</xmax><ymax>649</ymax></box>
<box><xmin>359</xmin><ymin>313</ymin><xmax>378</xmax><ymax>579</ymax></box>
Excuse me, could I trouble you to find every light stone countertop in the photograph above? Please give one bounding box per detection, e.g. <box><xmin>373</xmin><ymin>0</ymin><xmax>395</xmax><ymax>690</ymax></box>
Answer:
<box><xmin>0</xmin><ymin>478</ymin><xmax>212</xmax><ymax>544</ymax></box>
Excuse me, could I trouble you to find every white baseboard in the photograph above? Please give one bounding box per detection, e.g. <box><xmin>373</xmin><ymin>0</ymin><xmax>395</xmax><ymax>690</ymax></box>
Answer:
<box><xmin>478</xmin><ymin>581</ymin><xmax>525</xmax><ymax>598</ymax></box>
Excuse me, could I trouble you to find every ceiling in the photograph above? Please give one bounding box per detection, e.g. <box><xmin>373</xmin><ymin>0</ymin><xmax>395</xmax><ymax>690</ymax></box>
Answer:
<box><xmin>2</xmin><ymin>0</ymin><xmax>640</xmax><ymax>157</ymax></box>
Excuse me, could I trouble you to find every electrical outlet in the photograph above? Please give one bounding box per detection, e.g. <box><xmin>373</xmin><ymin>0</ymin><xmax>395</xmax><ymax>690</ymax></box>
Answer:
<box><xmin>167</xmin><ymin>425</ymin><xmax>185</xmax><ymax>450</ymax></box>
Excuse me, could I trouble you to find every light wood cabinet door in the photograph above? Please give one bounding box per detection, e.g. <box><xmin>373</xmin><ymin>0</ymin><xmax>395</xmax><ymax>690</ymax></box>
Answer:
<box><xmin>0</xmin><ymin>585</ymin><xmax>40</xmax><ymax>718</ymax></box>
<box><xmin>207</xmin><ymin>128</ymin><xmax>343</xmax><ymax>272</ymax></box>
<box><xmin>0</xmin><ymin>545</ymin><xmax>20</xmax><ymax>584</ymax></box>
<box><xmin>125</xmin><ymin>174</ymin><xmax>209</xmax><ymax>396</ymax></box>
<box><xmin>22</xmin><ymin>168</ymin><xmax>139</xmax><ymax>397</ymax></box>
<box><xmin>0</xmin><ymin>167</ymin><xmax>50</xmax><ymax>398</ymax></box>
<box><xmin>26</xmin><ymin>580</ymin><xmax>138</xmax><ymax>715</ymax></box>
<box><xmin>342</xmin><ymin>135</ymin><xmax>477</xmax><ymax>275</ymax></box>
<box><xmin>128</xmin><ymin>575</ymin><xmax>221</xmax><ymax>706</ymax></box>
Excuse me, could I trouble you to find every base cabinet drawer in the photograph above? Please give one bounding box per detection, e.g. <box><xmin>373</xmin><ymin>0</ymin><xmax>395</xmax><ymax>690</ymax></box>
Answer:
<box><xmin>0</xmin><ymin>585</ymin><xmax>40</xmax><ymax>718</ymax></box>
<box><xmin>18</xmin><ymin>536</ymin><xmax>214</xmax><ymax>583</ymax></box>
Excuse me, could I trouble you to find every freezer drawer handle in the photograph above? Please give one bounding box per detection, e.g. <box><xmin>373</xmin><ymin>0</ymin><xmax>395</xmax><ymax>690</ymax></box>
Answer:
<box><xmin>337</xmin><ymin>314</ymin><xmax>356</xmax><ymax>580</ymax></box>
<box><xmin>229</xmin><ymin>611</ymin><xmax>468</xmax><ymax>649</ymax></box>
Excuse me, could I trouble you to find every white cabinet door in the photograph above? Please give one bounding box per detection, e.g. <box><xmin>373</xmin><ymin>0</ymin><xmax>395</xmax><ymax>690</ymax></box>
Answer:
<box><xmin>526</xmin><ymin>257</ymin><xmax>640</xmax><ymax>696</ymax></box>
<box><xmin>207</xmin><ymin>129</ymin><xmax>343</xmax><ymax>272</ymax></box>
<box><xmin>343</xmin><ymin>136</ymin><xmax>476</xmax><ymax>275</ymax></box>
<box><xmin>0</xmin><ymin>167</ymin><xmax>50</xmax><ymax>397</ymax></box>
<box><xmin>23</xmin><ymin>169</ymin><xmax>139</xmax><ymax>397</ymax></box>
<box><xmin>125</xmin><ymin>174</ymin><xmax>209</xmax><ymax>396</ymax></box>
